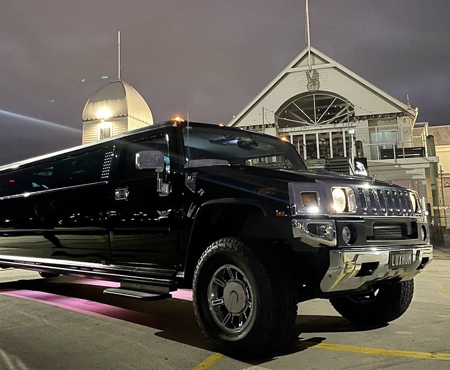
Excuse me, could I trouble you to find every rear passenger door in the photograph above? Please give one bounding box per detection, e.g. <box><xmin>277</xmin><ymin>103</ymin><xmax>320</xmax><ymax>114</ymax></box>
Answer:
<box><xmin>32</xmin><ymin>146</ymin><xmax>114</xmax><ymax>263</ymax></box>
<box><xmin>109</xmin><ymin>128</ymin><xmax>181</xmax><ymax>269</ymax></box>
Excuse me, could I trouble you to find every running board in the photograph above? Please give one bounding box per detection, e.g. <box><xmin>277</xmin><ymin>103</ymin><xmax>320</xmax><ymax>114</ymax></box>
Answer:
<box><xmin>103</xmin><ymin>288</ymin><xmax>171</xmax><ymax>301</ymax></box>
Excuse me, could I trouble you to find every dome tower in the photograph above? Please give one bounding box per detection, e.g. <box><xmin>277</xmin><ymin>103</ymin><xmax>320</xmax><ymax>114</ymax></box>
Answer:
<box><xmin>81</xmin><ymin>80</ymin><xmax>153</xmax><ymax>144</ymax></box>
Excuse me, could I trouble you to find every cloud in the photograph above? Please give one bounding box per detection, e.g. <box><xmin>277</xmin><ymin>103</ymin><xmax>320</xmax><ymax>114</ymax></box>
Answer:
<box><xmin>0</xmin><ymin>0</ymin><xmax>448</xmax><ymax>165</ymax></box>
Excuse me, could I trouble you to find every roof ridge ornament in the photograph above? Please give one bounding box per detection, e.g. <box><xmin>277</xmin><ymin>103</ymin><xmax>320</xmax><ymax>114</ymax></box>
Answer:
<box><xmin>306</xmin><ymin>69</ymin><xmax>320</xmax><ymax>91</ymax></box>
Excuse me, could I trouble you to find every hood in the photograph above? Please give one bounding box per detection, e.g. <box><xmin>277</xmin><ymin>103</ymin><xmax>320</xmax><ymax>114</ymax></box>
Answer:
<box><xmin>214</xmin><ymin>165</ymin><xmax>391</xmax><ymax>187</ymax></box>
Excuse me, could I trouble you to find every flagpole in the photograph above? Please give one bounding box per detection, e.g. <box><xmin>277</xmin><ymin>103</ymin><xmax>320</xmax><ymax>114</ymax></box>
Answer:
<box><xmin>306</xmin><ymin>0</ymin><xmax>312</xmax><ymax>71</ymax></box>
<box><xmin>118</xmin><ymin>31</ymin><xmax>121</xmax><ymax>80</ymax></box>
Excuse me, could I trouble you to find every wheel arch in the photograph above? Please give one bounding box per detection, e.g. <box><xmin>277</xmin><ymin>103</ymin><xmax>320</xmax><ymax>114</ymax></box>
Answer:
<box><xmin>183</xmin><ymin>198</ymin><xmax>282</xmax><ymax>285</ymax></box>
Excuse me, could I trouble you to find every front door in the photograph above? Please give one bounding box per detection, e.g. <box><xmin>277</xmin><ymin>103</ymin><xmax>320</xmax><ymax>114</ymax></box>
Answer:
<box><xmin>109</xmin><ymin>129</ymin><xmax>181</xmax><ymax>269</ymax></box>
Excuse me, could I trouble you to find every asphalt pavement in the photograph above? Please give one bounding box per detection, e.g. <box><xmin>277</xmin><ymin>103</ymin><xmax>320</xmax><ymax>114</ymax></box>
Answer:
<box><xmin>0</xmin><ymin>252</ymin><xmax>449</xmax><ymax>370</ymax></box>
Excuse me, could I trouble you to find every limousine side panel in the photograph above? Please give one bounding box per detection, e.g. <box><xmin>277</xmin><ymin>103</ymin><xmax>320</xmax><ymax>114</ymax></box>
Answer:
<box><xmin>27</xmin><ymin>182</ymin><xmax>112</xmax><ymax>263</ymax></box>
<box><xmin>0</xmin><ymin>196</ymin><xmax>40</xmax><ymax>258</ymax></box>
<box><xmin>0</xmin><ymin>145</ymin><xmax>114</xmax><ymax>264</ymax></box>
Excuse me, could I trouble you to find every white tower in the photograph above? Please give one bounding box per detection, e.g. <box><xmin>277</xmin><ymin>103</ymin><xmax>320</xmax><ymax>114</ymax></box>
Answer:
<box><xmin>81</xmin><ymin>80</ymin><xmax>154</xmax><ymax>144</ymax></box>
<box><xmin>81</xmin><ymin>31</ymin><xmax>154</xmax><ymax>144</ymax></box>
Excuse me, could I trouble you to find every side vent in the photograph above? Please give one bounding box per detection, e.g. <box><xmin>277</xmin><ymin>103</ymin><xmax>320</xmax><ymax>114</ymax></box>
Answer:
<box><xmin>101</xmin><ymin>149</ymin><xmax>114</xmax><ymax>180</ymax></box>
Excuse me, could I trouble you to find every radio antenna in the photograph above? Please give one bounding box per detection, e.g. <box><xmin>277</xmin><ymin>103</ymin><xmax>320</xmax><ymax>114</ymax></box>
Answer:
<box><xmin>186</xmin><ymin>94</ymin><xmax>191</xmax><ymax>156</ymax></box>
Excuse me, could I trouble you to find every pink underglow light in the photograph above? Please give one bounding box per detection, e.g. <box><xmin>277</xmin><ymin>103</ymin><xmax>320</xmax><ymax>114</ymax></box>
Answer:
<box><xmin>0</xmin><ymin>280</ymin><xmax>193</xmax><ymax>327</ymax></box>
<box><xmin>69</xmin><ymin>278</ymin><xmax>120</xmax><ymax>288</ymax></box>
<box><xmin>172</xmin><ymin>290</ymin><xmax>193</xmax><ymax>301</ymax></box>
<box><xmin>0</xmin><ymin>288</ymin><xmax>194</xmax><ymax>329</ymax></box>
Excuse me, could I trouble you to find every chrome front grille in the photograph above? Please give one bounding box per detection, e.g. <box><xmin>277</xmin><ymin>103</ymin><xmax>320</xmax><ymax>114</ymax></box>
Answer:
<box><xmin>357</xmin><ymin>187</ymin><xmax>414</xmax><ymax>216</ymax></box>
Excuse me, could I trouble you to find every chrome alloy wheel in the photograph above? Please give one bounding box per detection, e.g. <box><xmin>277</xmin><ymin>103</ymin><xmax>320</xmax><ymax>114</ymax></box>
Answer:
<box><xmin>207</xmin><ymin>264</ymin><xmax>255</xmax><ymax>334</ymax></box>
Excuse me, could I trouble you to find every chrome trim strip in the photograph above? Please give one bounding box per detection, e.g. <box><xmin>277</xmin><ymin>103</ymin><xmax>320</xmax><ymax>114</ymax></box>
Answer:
<box><xmin>0</xmin><ymin>259</ymin><xmax>175</xmax><ymax>285</ymax></box>
<box><xmin>320</xmin><ymin>245</ymin><xmax>433</xmax><ymax>293</ymax></box>
<box><xmin>0</xmin><ymin>255</ymin><xmax>176</xmax><ymax>277</ymax></box>
<box><xmin>292</xmin><ymin>219</ymin><xmax>336</xmax><ymax>247</ymax></box>
<box><xmin>0</xmin><ymin>181</ymin><xmax>108</xmax><ymax>201</ymax></box>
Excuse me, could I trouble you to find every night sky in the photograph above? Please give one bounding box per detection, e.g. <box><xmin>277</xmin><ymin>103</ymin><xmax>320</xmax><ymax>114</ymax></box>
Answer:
<box><xmin>1</xmin><ymin>0</ymin><xmax>449</xmax><ymax>165</ymax></box>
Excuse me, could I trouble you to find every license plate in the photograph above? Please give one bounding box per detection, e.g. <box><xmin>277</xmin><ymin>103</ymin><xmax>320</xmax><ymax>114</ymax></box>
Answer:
<box><xmin>389</xmin><ymin>250</ymin><xmax>414</xmax><ymax>269</ymax></box>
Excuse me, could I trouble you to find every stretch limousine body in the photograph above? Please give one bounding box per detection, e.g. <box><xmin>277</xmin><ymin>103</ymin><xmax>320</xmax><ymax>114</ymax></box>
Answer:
<box><xmin>0</xmin><ymin>120</ymin><xmax>433</xmax><ymax>357</ymax></box>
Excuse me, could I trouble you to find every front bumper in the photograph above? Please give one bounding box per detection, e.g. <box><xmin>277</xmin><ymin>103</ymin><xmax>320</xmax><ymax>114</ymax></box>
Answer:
<box><xmin>320</xmin><ymin>245</ymin><xmax>433</xmax><ymax>293</ymax></box>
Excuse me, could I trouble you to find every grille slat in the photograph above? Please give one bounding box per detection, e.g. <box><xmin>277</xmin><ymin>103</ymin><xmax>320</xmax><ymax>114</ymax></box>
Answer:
<box><xmin>356</xmin><ymin>186</ymin><xmax>414</xmax><ymax>216</ymax></box>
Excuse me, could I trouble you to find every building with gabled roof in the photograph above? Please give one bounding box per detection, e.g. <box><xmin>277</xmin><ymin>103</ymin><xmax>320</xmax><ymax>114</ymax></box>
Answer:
<box><xmin>228</xmin><ymin>46</ymin><xmax>438</xmax><ymax>205</ymax></box>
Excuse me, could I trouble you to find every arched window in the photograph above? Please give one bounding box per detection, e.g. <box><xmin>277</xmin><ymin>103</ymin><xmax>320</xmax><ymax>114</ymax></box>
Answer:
<box><xmin>276</xmin><ymin>92</ymin><xmax>355</xmax><ymax>128</ymax></box>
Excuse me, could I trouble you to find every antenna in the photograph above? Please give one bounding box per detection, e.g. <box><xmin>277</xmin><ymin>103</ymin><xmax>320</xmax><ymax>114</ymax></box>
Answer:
<box><xmin>186</xmin><ymin>93</ymin><xmax>191</xmax><ymax>154</ymax></box>
<box><xmin>305</xmin><ymin>0</ymin><xmax>312</xmax><ymax>71</ymax></box>
<box><xmin>407</xmin><ymin>93</ymin><xmax>411</xmax><ymax>107</ymax></box>
<box><xmin>118</xmin><ymin>31</ymin><xmax>121</xmax><ymax>80</ymax></box>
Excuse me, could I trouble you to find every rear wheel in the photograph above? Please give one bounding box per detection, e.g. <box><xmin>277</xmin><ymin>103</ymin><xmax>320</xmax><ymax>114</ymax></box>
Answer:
<box><xmin>193</xmin><ymin>238</ymin><xmax>297</xmax><ymax>358</ymax></box>
<box><xmin>39</xmin><ymin>272</ymin><xmax>60</xmax><ymax>279</ymax></box>
<box><xmin>330</xmin><ymin>280</ymin><xmax>414</xmax><ymax>325</ymax></box>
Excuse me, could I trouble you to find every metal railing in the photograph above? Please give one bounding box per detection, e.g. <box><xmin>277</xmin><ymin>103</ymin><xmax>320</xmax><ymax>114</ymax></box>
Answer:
<box><xmin>369</xmin><ymin>139</ymin><xmax>427</xmax><ymax>160</ymax></box>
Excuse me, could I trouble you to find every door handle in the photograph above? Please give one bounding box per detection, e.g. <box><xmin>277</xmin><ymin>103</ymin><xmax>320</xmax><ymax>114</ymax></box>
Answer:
<box><xmin>115</xmin><ymin>187</ymin><xmax>129</xmax><ymax>201</ymax></box>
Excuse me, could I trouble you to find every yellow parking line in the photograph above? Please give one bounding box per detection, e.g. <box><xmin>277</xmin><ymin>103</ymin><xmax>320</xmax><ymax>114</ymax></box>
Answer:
<box><xmin>421</xmin><ymin>275</ymin><xmax>450</xmax><ymax>278</ymax></box>
<box><xmin>192</xmin><ymin>353</ymin><xmax>224</xmax><ymax>370</ymax></box>
<box><xmin>442</xmin><ymin>288</ymin><xmax>450</xmax><ymax>292</ymax></box>
<box><xmin>299</xmin><ymin>342</ymin><xmax>450</xmax><ymax>361</ymax></box>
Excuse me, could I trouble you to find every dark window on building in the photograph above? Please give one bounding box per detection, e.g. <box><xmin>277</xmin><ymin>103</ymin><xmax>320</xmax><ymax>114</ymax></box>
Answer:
<box><xmin>277</xmin><ymin>93</ymin><xmax>355</xmax><ymax>128</ymax></box>
<box><xmin>99</xmin><ymin>127</ymin><xmax>112</xmax><ymax>140</ymax></box>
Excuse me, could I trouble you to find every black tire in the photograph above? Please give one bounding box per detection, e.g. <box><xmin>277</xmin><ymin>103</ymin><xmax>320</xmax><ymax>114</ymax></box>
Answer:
<box><xmin>330</xmin><ymin>279</ymin><xmax>414</xmax><ymax>325</ymax></box>
<box><xmin>39</xmin><ymin>272</ymin><xmax>60</xmax><ymax>279</ymax></box>
<box><xmin>193</xmin><ymin>237</ymin><xmax>297</xmax><ymax>358</ymax></box>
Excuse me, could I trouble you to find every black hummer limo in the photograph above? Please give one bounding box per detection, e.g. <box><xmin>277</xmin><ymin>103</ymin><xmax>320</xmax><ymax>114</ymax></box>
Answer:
<box><xmin>0</xmin><ymin>120</ymin><xmax>433</xmax><ymax>356</ymax></box>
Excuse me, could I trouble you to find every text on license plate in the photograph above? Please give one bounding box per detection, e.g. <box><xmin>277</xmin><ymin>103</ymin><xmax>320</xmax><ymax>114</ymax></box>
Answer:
<box><xmin>389</xmin><ymin>250</ymin><xmax>414</xmax><ymax>269</ymax></box>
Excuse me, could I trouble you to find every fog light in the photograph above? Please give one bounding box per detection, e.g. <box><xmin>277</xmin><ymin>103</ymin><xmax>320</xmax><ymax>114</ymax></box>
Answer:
<box><xmin>342</xmin><ymin>225</ymin><xmax>356</xmax><ymax>245</ymax></box>
<box><xmin>421</xmin><ymin>225</ymin><xmax>427</xmax><ymax>241</ymax></box>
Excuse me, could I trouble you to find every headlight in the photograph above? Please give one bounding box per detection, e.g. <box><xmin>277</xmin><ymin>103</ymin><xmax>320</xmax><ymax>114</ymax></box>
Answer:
<box><xmin>332</xmin><ymin>188</ymin><xmax>347</xmax><ymax>213</ymax></box>
<box><xmin>409</xmin><ymin>192</ymin><xmax>417</xmax><ymax>213</ymax></box>
<box><xmin>332</xmin><ymin>187</ymin><xmax>357</xmax><ymax>213</ymax></box>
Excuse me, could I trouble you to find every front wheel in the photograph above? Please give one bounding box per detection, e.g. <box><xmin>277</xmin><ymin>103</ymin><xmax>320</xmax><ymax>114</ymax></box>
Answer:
<box><xmin>330</xmin><ymin>280</ymin><xmax>414</xmax><ymax>325</ymax></box>
<box><xmin>193</xmin><ymin>238</ymin><xmax>297</xmax><ymax>358</ymax></box>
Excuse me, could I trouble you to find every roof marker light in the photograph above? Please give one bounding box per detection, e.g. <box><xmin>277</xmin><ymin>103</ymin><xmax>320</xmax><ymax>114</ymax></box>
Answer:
<box><xmin>171</xmin><ymin>115</ymin><xmax>185</xmax><ymax>123</ymax></box>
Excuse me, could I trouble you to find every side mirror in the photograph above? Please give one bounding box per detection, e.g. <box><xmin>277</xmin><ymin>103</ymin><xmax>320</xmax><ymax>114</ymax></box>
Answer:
<box><xmin>136</xmin><ymin>151</ymin><xmax>165</xmax><ymax>170</ymax></box>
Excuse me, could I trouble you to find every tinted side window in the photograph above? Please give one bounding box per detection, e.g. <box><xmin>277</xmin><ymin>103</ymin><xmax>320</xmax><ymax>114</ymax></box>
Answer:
<box><xmin>123</xmin><ymin>134</ymin><xmax>170</xmax><ymax>180</ymax></box>
<box><xmin>62</xmin><ymin>149</ymin><xmax>112</xmax><ymax>186</ymax></box>
<box><xmin>0</xmin><ymin>146</ymin><xmax>114</xmax><ymax>197</ymax></box>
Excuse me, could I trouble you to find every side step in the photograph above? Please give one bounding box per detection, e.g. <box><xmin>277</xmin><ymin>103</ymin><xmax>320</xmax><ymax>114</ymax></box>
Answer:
<box><xmin>103</xmin><ymin>288</ymin><xmax>171</xmax><ymax>301</ymax></box>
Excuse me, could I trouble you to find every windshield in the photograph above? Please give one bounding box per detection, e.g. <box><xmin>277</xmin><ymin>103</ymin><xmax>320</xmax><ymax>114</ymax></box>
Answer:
<box><xmin>183</xmin><ymin>125</ymin><xmax>307</xmax><ymax>170</ymax></box>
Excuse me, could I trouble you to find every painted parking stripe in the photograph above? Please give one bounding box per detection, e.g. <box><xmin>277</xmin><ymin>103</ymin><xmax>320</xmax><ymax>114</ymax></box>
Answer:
<box><xmin>442</xmin><ymin>288</ymin><xmax>450</xmax><ymax>292</ymax></box>
<box><xmin>421</xmin><ymin>274</ymin><xmax>450</xmax><ymax>278</ymax></box>
<box><xmin>192</xmin><ymin>353</ymin><xmax>224</xmax><ymax>370</ymax></box>
<box><xmin>298</xmin><ymin>341</ymin><xmax>450</xmax><ymax>361</ymax></box>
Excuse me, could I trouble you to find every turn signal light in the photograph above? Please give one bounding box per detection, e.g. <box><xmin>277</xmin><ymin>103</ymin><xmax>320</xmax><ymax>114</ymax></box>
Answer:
<box><xmin>301</xmin><ymin>192</ymin><xmax>319</xmax><ymax>207</ymax></box>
